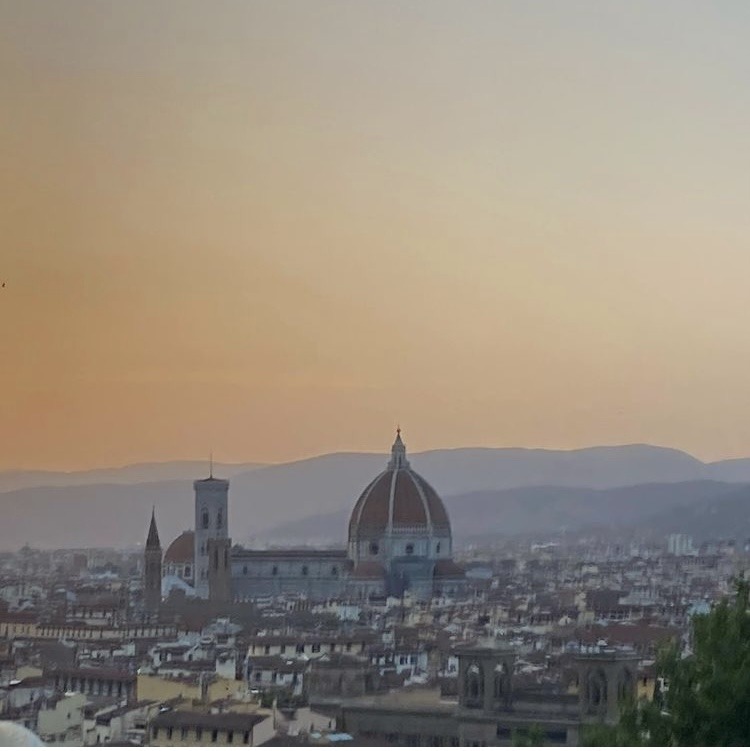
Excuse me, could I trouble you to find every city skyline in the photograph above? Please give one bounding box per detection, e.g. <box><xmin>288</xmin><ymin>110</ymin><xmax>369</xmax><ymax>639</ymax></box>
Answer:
<box><xmin>4</xmin><ymin>1</ymin><xmax>750</xmax><ymax>470</ymax></box>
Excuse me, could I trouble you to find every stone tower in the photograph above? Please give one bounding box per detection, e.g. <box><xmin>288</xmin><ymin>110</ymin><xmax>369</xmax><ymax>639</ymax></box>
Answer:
<box><xmin>208</xmin><ymin>537</ymin><xmax>232</xmax><ymax>604</ymax></box>
<box><xmin>194</xmin><ymin>465</ymin><xmax>230</xmax><ymax>599</ymax></box>
<box><xmin>575</xmin><ymin>651</ymin><xmax>638</xmax><ymax>724</ymax></box>
<box><xmin>144</xmin><ymin>509</ymin><xmax>162</xmax><ymax>615</ymax></box>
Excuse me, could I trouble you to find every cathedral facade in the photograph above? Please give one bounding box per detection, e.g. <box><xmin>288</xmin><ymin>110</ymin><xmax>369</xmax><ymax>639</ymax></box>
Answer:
<box><xmin>147</xmin><ymin>431</ymin><xmax>465</xmax><ymax>604</ymax></box>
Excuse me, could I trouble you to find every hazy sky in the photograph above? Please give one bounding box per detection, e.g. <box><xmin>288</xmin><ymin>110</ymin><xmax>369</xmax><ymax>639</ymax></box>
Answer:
<box><xmin>3</xmin><ymin>1</ymin><xmax>750</xmax><ymax>470</ymax></box>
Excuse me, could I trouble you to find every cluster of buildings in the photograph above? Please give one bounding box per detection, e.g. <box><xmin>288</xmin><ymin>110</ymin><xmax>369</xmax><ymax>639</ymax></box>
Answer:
<box><xmin>1</xmin><ymin>431</ymin><xmax>748</xmax><ymax>745</ymax></box>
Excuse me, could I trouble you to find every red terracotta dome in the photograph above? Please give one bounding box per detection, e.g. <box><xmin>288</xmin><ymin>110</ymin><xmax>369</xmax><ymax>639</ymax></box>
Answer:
<box><xmin>348</xmin><ymin>430</ymin><xmax>451</xmax><ymax>541</ymax></box>
<box><xmin>164</xmin><ymin>531</ymin><xmax>194</xmax><ymax>564</ymax></box>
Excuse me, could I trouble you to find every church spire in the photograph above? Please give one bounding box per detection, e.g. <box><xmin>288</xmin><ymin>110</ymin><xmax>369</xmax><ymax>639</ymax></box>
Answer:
<box><xmin>146</xmin><ymin>507</ymin><xmax>161</xmax><ymax>549</ymax></box>
<box><xmin>387</xmin><ymin>426</ymin><xmax>410</xmax><ymax>470</ymax></box>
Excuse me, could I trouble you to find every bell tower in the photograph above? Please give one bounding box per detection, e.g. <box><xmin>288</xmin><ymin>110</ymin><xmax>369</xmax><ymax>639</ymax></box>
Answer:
<box><xmin>194</xmin><ymin>459</ymin><xmax>230</xmax><ymax>599</ymax></box>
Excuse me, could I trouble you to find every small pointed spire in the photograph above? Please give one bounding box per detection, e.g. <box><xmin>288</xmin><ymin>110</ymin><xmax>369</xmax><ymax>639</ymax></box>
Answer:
<box><xmin>146</xmin><ymin>507</ymin><xmax>161</xmax><ymax>549</ymax></box>
<box><xmin>209</xmin><ymin>450</ymin><xmax>213</xmax><ymax>479</ymax></box>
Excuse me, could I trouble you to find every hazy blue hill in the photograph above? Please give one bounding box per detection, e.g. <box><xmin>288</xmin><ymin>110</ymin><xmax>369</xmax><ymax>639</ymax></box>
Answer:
<box><xmin>706</xmin><ymin>458</ymin><xmax>750</xmax><ymax>484</ymax></box>
<box><xmin>411</xmin><ymin>444</ymin><xmax>708</xmax><ymax>494</ymax></box>
<box><xmin>633</xmin><ymin>484</ymin><xmax>750</xmax><ymax>541</ymax></box>
<box><xmin>0</xmin><ymin>444</ymin><xmax>746</xmax><ymax>550</ymax></box>
<box><xmin>261</xmin><ymin>480</ymin><xmax>740</xmax><ymax>544</ymax></box>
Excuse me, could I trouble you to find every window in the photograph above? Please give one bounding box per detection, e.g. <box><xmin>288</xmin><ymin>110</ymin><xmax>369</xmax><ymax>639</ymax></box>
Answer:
<box><xmin>167</xmin><ymin>727</ymin><xmax>173</xmax><ymax>740</ymax></box>
<box><xmin>196</xmin><ymin>728</ymin><xmax>203</xmax><ymax>741</ymax></box>
<box><xmin>312</xmin><ymin>643</ymin><xmax>321</xmax><ymax>653</ymax></box>
<box><xmin>272</xmin><ymin>566</ymin><xmax>278</xmax><ymax>576</ymax></box>
<box><xmin>202</xmin><ymin>509</ymin><xmax>209</xmax><ymax>529</ymax></box>
<box><xmin>227</xmin><ymin>731</ymin><xmax>234</xmax><ymax>743</ymax></box>
<box><xmin>181</xmin><ymin>728</ymin><xmax>187</xmax><ymax>740</ymax></box>
<box><xmin>301</xmin><ymin>565</ymin><xmax>308</xmax><ymax>576</ymax></box>
<box><xmin>331</xmin><ymin>566</ymin><xmax>338</xmax><ymax>576</ymax></box>
<box><xmin>436</xmin><ymin>542</ymin><xmax>441</xmax><ymax>554</ymax></box>
<box><xmin>243</xmin><ymin>731</ymin><xmax>250</xmax><ymax>744</ymax></box>
<box><xmin>369</xmin><ymin>542</ymin><xmax>379</xmax><ymax>555</ymax></box>
<box><xmin>214</xmin><ymin>548</ymin><xmax>219</xmax><ymax>567</ymax></box>
<box><xmin>255</xmin><ymin>672</ymin><xmax>262</xmax><ymax>681</ymax></box>
<box><xmin>185</xmin><ymin>565</ymin><xmax>191</xmax><ymax>577</ymax></box>
<box><xmin>405</xmin><ymin>543</ymin><xmax>414</xmax><ymax>556</ymax></box>
<box><xmin>346</xmin><ymin>642</ymin><xmax>352</xmax><ymax>652</ymax></box>
<box><xmin>264</xmin><ymin>645</ymin><xmax>271</xmax><ymax>655</ymax></box>
<box><xmin>296</xmin><ymin>644</ymin><xmax>305</xmax><ymax>654</ymax></box>
<box><xmin>217</xmin><ymin>509</ymin><xmax>223</xmax><ymax>528</ymax></box>
<box><xmin>212</xmin><ymin>729</ymin><xmax>218</xmax><ymax>742</ymax></box>
<box><xmin>151</xmin><ymin>728</ymin><xmax>158</xmax><ymax>740</ymax></box>
<box><xmin>243</xmin><ymin>565</ymin><xmax>248</xmax><ymax>575</ymax></box>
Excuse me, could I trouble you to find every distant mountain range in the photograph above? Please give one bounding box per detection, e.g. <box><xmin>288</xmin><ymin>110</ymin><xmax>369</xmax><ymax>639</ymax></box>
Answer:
<box><xmin>2</xmin><ymin>444</ymin><xmax>750</xmax><ymax>550</ymax></box>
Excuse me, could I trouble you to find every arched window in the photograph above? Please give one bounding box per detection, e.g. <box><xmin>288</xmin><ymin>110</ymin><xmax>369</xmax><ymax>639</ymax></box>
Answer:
<box><xmin>184</xmin><ymin>565</ymin><xmax>191</xmax><ymax>578</ymax></box>
<box><xmin>331</xmin><ymin>566</ymin><xmax>338</xmax><ymax>576</ymax></box>
<box><xmin>301</xmin><ymin>566</ymin><xmax>309</xmax><ymax>576</ymax></box>
<box><xmin>436</xmin><ymin>542</ymin><xmax>441</xmax><ymax>555</ymax></box>
<box><xmin>405</xmin><ymin>543</ymin><xmax>414</xmax><ymax>556</ymax></box>
<box><xmin>588</xmin><ymin>670</ymin><xmax>608</xmax><ymax>714</ymax></box>
<box><xmin>243</xmin><ymin>565</ymin><xmax>248</xmax><ymax>575</ymax></box>
<box><xmin>272</xmin><ymin>566</ymin><xmax>278</xmax><ymax>576</ymax></box>
<box><xmin>464</xmin><ymin>663</ymin><xmax>484</xmax><ymax>707</ymax></box>
<box><xmin>217</xmin><ymin>509</ymin><xmax>223</xmax><ymax>529</ymax></box>
<box><xmin>202</xmin><ymin>509</ymin><xmax>209</xmax><ymax>529</ymax></box>
<box><xmin>494</xmin><ymin>663</ymin><xmax>507</xmax><ymax>699</ymax></box>
<box><xmin>369</xmin><ymin>542</ymin><xmax>379</xmax><ymax>555</ymax></box>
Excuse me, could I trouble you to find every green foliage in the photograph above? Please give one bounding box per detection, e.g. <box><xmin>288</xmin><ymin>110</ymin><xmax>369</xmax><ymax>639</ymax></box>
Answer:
<box><xmin>512</xmin><ymin>723</ymin><xmax>545</xmax><ymax>746</ymax></box>
<box><xmin>580</xmin><ymin>577</ymin><xmax>750</xmax><ymax>746</ymax></box>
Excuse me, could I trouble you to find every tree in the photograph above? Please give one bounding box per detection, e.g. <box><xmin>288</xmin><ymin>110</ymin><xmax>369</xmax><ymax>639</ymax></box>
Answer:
<box><xmin>512</xmin><ymin>724</ymin><xmax>545</xmax><ymax>746</ymax></box>
<box><xmin>581</xmin><ymin>577</ymin><xmax>750</xmax><ymax>746</ymax></box>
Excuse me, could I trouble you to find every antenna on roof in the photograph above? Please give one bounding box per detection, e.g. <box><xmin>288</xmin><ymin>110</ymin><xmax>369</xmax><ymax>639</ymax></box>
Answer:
<box><xmin>209</xmin><ymin>450</ymin><xmax>213</xmax><ymax>479</ymax></box>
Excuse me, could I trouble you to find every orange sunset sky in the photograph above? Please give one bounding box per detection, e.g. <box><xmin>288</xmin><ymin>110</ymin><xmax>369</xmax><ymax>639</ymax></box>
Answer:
<box><xmin>3</xmin><ymin>1</ymin><xmax>750</xmax><ymax>470</ymax></box>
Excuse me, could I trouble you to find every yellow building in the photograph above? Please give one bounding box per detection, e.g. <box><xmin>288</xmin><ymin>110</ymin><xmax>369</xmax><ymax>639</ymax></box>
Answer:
<box><xmin>148</xmin><ymin>709</ymin><xmax>275</xmax><ymax>746</ymax></box>
<box><xmin>137</xmin><ymin>673</ymin><xmax>246</xmax><ymax>704</ymax></box>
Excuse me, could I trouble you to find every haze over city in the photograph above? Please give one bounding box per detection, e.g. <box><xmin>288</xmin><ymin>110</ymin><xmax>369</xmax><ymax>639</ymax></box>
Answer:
<box><xmin>4</xmin><ymin>0</ymin><xmax>750</xmax><ymax>470</ymax></box>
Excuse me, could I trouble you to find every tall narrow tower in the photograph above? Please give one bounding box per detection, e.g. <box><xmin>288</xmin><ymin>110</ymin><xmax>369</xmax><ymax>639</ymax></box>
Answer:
<box><xmin>144</xmin><ymin>509</ymin><xmax>162</xmax><ymax>615</ymax></box>
<box><xmin>194</xmin><ymin>465</ymin><xmax>230</xmax><ymax>599</ymax></box>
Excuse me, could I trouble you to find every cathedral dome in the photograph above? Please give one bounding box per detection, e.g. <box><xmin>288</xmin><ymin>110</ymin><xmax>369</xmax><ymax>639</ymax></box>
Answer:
<box><xmin>164</xmin><ymin>531</ymin><xmax>195</xmax><ymax>564</ymax></box>
<box><xmin>348</xmin><ymin>430</ymin><xmax>451</xmax><ymax>542</ymax></box>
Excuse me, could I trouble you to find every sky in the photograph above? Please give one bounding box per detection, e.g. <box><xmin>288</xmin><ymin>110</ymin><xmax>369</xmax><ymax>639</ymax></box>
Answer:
<box><xmin>2</xmin><ymin>1</ymin><xmax>750</xmax><ymax>470</ymax></box>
